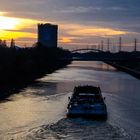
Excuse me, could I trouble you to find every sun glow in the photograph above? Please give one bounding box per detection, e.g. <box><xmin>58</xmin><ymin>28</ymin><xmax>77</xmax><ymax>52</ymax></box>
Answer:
<box><xmin>0</xmin><ymin>16</ymin><xmax>21</xmax><ymax>30</ymax></box>
<box><xmin>0</xmin><ymin>30</ymin><xmax>36</xmax><ymax>40</ymax></box>
<box><xmin>0</xmin><ymin>14</ymin><xmax>130</xmax><ymax>47</ymax></box>
<box><xmin>0</xmin><ymin>15</ymin><xmax>38</xmax><ymax>41</ymax></box>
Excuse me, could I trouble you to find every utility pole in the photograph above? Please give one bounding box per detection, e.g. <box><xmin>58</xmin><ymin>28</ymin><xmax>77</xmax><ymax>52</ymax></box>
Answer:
<box><xmin>107</xmin><ymin>38</ymin><xmax>110</xmax><ymax>52</ymax></box>
<box><xmin>134</xmin><ymin>38</ymin><xmax>137</xmax><ymax>52</ymax></box>
<box><xmin>98</xmin><ymin>44</ymin><xmax>100</xmax><ymax>50</ymax></box>
<box><xmin>10</xmin><ymin>38</ymin><xmax>15</xmax><ymax>48</ymax></box>
<box><xmin>101</xmin><ymin>40</ymin><xmax>104</xmax><ymax>51</ymax></box>
<box><xmin>119</xmin><ymin>37</ymin><xmax>122</xmax><ymax>52</ymax></box>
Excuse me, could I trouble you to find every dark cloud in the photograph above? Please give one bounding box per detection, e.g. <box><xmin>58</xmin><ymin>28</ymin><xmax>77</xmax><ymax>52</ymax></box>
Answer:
<box><xmin>0</xmin><ymin>0</ymin><xmax>139</xmax><ymax>33</ymax></box>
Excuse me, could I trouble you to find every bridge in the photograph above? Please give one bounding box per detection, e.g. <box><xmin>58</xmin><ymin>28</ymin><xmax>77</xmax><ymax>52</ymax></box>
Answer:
<box><xmin>71</xmin><ymin>48</ymin><xmax>103</xmax><ymax>53</ymax></box>
<box><xmin>66</xmin><ymin>48</ymin><xmax>140</xmax><ymax>62</ymax></box>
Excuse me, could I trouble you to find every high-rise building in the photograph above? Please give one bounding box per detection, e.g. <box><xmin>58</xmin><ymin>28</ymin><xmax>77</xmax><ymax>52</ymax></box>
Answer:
<box><xmin>38</xmin><ymin>23</ymin><xmax>58</xmax><ymax>48</ymax></box>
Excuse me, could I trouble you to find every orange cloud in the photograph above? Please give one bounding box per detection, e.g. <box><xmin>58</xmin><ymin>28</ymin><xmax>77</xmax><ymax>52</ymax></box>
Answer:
<box><xmin>70</xmin><ymin>28</ymin><xmax>127</xmax><ymax>36</ymax></box>
<box><xmin>0</xmin><ymin>15</ymin><xmax>39</xmax><ymax>40</ymax></box>
<box><xmin>59</xmin><ymin>37</ymin><xmax>73</xmax><ymax>43</ymax></box>
<box><xmin>67</xmin><ymin>26</ymin><xmax>127</xmax><ymax>37</ymax></box>
<box><xmin>0</xmin><ymin>14</ymin><xmax>130</xmax><ymax>47</ymax></box>
<box><xmin>0</xmin><ymin>30</ymin><xmax>36</xmax><ymax>40</ymax></box>
<box><xmin>0</xmin><ymin>14</ymin><xmax>55</xmax><ymax>42</ymax></box>
<box><xmin>60</xmin><ymin>23</ymin><xmax>128</xmax><ymax>36</ymax></box>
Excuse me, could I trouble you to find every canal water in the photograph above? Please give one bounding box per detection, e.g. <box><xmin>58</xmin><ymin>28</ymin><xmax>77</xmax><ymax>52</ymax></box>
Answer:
<box><xmin>0</xmin><ymin>61</ymin><xmax>140</xmax><ymax>140</ymax></box>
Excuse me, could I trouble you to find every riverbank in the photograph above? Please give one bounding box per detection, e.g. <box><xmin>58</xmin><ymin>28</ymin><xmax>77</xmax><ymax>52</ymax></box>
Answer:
<box><xmin>0</xmin><ymin>46</ymin><xmax>72</xmax><ymax>100</ymax></box>
<box><xmin>106</xmin><ymin>61</ymin><xmax>140</xmax><ymax>79</ymax></box>
<box><xmin>0</xmin><ymin>60</ymin><xmax>71</xmax><ymax>100</ymax></box>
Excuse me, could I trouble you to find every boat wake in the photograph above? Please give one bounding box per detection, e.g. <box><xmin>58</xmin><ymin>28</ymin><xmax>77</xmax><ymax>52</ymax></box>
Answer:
<box><xmin>25</xmin><ymin>118</ymin><xmax>132</xmax><ymax>140</ymax></box>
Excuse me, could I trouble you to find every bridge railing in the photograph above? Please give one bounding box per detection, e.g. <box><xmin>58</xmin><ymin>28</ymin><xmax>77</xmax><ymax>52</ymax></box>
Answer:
<box><xmin>71</xmin><ymin>48</ymin><xmax>103</xmax><ymax>53</ymax></box>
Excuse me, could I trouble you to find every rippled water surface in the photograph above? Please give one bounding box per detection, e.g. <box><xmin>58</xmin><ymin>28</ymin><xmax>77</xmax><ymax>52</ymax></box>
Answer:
<box><xmin>0</xmin><ymin>61</ymin><xmax>140</xmax><ymax>139</ymax></box>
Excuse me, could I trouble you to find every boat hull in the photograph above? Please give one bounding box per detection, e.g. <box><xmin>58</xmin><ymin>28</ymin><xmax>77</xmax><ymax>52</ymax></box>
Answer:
<box><xmin>67</xmin><ymin>109</ymin><xmax>107</xmax><ymax>119</ymax></box>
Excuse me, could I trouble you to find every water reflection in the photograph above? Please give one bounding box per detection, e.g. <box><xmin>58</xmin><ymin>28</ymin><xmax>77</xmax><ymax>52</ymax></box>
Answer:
<box><xmin>69</xmin><ymin>61</ymin><xmax>117</xmax><ymax>72</ymax></box>
<box><xmin>0</xmin><ymin>61</ymin><xmax>139</xmax><ymax>139</ymax></box>
<box><xmin>0</xmin><ymin>81</ymin><xmax>70</xmax><ymax>138</ymax></box>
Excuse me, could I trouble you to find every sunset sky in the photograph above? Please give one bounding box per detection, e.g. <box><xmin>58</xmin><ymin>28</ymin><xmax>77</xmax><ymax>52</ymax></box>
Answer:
<box><xmin>0</xmin><ymin>0</ymin><xmax>140</xmax><ymax>50</ymax></box>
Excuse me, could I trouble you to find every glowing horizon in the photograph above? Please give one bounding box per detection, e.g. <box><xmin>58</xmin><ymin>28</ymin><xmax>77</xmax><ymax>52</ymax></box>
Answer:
<box><xmin>0</xmin><ymin>15</ymin><xmax>38</xmax><ymax>41</ymax></box>
<box><xmin>0</xmin><ymin>0</ymin><xmax>140</xmax><ymax>49</ymax></box>
<box><xmin>0</xmin><ymin>16</ymin><xmax>21</xmax><ymax>30</ymax></box>
<box><xmin>0</xmin><ymin>14</ymin><xmax>139</xmax><ymax>49</ymax></box>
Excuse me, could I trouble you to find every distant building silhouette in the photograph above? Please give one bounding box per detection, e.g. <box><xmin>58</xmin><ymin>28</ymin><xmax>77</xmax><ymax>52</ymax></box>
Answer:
<box><xmin>38</xmin><ymin>23</ymin><xmax>58</xmax><ymax>48</ymax></box>
<box><xmin>2</xmin><ymin>40</ymin><xmax>7</xmax><ymax>47</ymax></box>
<box><xmin>0</xmin><ymin>39</ymin><xmax>7</xmax><ymax>47</ymax></box>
